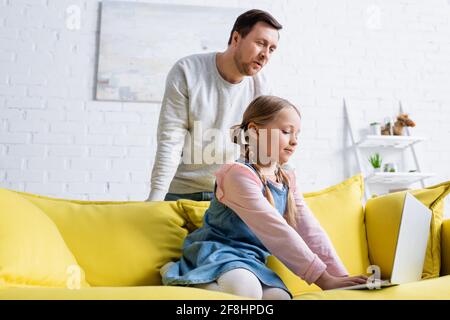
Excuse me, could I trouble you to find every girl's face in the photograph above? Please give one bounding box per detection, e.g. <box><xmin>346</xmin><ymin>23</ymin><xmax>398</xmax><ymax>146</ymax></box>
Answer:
<box><xmin>249</xmin><ymin>107</ymin><xmax>301</xmax><ymax>165</ymax></box>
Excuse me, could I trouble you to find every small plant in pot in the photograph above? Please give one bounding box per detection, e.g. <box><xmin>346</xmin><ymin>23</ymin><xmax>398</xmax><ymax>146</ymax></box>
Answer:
<box><xmin>369</xmin><ymin>153</ymin><xmax>382</xmax><ymax>172</ymax></box>
<box><xmin>369</xmin><ymin>122</ymin><xmax>382</xmax><ymax>135</ymax></box>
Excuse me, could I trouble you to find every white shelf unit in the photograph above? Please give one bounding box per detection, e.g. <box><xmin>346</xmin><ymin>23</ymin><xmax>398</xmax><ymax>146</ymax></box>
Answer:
<box><xmin>344</xmin><ymin>99</ymin><xmax>435</xmax><ymax>201</ymax></box>
<box><xmin>356</xmin><ymin>135</ymin><xmax>425</xmax><ymax>149</ymax></box>
<box><xmin>365</xmin><ymin>172</ymin><xmax>435</xmax><ymax>185</ymax></box>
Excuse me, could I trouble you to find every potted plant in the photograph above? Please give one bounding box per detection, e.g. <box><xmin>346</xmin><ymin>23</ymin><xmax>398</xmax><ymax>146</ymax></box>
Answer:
<box><xmin>383</xmin><ymin>162</ymin><xmax>398</xmax><ymax>173</ymax></box>
<box><xmin>369</xmin><ymin>122</ymin><xmax>382</xmax><ymax>135</ymax></box>
<box><xmin>368</xmin><ymin>153</ymin><xmax>382</xmax><ymax>172</ymax></box>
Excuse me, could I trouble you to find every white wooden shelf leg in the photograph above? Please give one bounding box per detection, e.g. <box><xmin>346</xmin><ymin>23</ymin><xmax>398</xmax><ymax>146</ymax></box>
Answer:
<box><xmin>344</xmin><ymin>99</ymin><xmax>371</xmax><ymax>201</ymax></box>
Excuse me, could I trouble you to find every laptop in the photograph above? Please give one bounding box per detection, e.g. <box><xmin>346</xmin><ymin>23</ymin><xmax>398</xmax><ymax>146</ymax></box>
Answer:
<box><xmin>338</xmin><ymin>192</ymin><xmax>432</xmax><ymax>290</ymax></box>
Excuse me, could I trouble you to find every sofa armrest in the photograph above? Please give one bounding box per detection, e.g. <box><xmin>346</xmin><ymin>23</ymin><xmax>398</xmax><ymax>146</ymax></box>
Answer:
<box><xmin>441</xmin><ymin>219</ymin><xmax>450</xmax><ymax>276</ymax></box>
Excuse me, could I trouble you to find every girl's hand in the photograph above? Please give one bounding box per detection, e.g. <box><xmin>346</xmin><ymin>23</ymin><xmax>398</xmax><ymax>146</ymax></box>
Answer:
<box><xmin>315</xmin><ymin>270</ymin><xmax>368</xmax><ymax>290</ymax></box>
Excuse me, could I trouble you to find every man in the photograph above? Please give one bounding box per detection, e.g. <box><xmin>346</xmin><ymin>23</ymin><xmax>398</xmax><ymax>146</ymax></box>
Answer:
<box><xmin>147</xmin><ymin>9</ymin><xmax>282</xmax><ymax>201</ymax></box>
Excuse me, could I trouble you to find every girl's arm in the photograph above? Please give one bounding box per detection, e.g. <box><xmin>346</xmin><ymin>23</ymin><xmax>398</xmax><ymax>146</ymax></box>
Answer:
<box><xmin>215</xmin><ymin>163</ymin><xmax>327</xmax><ymax>285</ymax></box>
<box><xmin>286</xmin><ymin>170</ymin><xmax>349</xmax><ymax>277</ymax></box>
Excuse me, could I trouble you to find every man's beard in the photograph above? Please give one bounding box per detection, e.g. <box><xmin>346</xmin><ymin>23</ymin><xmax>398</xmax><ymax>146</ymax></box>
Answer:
<box><xmin>233</xmin><ymin>52</ymin><xmax>255</xmax><ymax>76</ymax></box>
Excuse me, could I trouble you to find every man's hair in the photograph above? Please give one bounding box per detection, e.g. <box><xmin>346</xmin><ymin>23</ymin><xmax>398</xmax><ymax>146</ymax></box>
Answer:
<box><xmin>227</xmin><ymin>9</ymin><xmax>282</xmax><ymax>45</ymax></box>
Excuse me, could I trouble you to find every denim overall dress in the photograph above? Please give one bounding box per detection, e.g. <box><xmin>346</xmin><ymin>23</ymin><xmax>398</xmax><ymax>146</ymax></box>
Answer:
<box><xmin>162</xmin><ymin>159</ymin><xmax>289</xmax><ymax>293</ymax></box>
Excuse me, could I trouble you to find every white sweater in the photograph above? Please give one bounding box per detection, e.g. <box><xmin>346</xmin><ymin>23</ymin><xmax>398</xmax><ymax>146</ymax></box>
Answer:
<box><xmin>148</xmin><ymin>52</ymin><xmax>271</xmax><ymax>201</ymax></box>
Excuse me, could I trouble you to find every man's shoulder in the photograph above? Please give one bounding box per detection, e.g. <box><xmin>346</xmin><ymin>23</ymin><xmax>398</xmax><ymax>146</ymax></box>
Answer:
<box><xmin>250</xmin><ymin>70</ymin><xmax>272</xmax><ymax>95</ymax></box>
<box><xmin>173</xmin><ymin>52</ymin><xmax>215</xmax><ymax>70</ymax></box>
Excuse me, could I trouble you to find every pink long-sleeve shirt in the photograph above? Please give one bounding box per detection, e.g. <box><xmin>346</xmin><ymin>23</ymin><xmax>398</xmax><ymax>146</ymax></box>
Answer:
<box><xmin>214</xmin><ymin>162</ymin><xmax>349</xmax><ymax>285</ymax></box>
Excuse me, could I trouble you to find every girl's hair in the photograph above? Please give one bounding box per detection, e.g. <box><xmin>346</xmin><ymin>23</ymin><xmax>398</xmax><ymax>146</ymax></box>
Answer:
<box><xmin>230</xmin><ymin>95</ymin><xmax>301</xmax><ymax>228</ymax></box>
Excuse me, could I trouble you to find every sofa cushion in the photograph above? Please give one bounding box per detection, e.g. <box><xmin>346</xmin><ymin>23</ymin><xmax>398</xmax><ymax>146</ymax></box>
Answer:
<box><xmin>17</xmin><ymin>191</ymin><xmax>189</xmax><ymax>287</ymax></box>
<box><xmin>365</xmin><ymin>181</ymin><xmax>450</xmax><ymax>279</ymax></box>
<box><xmin>0</xmin><ymin>188</ymin><xmax>89</xmax><ymax>288</ymax></box>
<box><xmin>294</xmin><ymin>275</ymin><xmax>450</xmax><ymax>300</ymax></box>
<box><xmin>177</xmin><ymin>199</ymin><xmax>210</xmax><ymax>232</ymax></box>
<box><xmin>0</xmin><ymin>285</ymin><xmax>244</xmax><ymax>300</ymax></box>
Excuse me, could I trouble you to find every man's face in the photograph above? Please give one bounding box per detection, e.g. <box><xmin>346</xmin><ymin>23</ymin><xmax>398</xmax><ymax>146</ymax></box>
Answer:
<box><xmin>232</xmin><ymin>22</ymin><xmax>279</xmax><ymax>76</ymax></box>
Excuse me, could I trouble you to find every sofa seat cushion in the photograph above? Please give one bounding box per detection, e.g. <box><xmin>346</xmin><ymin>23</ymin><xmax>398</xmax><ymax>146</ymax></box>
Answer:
<box><xmin>294</xmin><ymin>275</ymin><xmax>450</xmax><ymax>300</ymax></box>
<box><xmin>0</xmin><ymin>285</ymin><xmax>244</xmax><ymax>300</ymax></box>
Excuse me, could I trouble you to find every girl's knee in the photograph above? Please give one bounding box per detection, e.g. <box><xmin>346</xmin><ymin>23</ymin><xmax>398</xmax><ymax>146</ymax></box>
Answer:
<box><xmin>217</xmin><ymin>268</ymin><xmax>263</xmax><ymax>299</ymax></box>
<box><xmin>262</xmin><ymin>286</ymin><xmax>291</xmax><ymax>300</ymax></box>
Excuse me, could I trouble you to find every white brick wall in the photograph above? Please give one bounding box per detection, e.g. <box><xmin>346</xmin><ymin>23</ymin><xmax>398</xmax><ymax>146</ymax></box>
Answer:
<box><xmin>1</xmin><ymin>0</ymin><xmax>450</xmax><ymax>216</ymax></box>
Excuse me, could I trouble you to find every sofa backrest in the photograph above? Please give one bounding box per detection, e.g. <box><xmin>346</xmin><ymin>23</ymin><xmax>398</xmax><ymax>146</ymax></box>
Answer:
<box><xmin>19</xmin><ymin>192</ymin><xmax>190</xmax><ymax>287</ymax></box>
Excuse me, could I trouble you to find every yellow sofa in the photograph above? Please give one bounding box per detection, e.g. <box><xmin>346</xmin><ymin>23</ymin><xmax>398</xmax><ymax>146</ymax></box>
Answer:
<box><xmin>1</xmin><ymin>174</ymin><xmax>450</xmax><ymax>300</ymax></box>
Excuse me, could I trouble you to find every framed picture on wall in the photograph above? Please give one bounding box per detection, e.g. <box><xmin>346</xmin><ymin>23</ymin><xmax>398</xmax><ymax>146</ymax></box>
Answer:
<box><xmin>96</xmin><ymin>1</ymin><xmax>244</xmax><ymax>103</ymax></box>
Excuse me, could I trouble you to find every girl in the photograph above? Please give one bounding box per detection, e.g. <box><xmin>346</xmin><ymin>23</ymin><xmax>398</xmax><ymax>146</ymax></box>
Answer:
<box><xmin>161</xmin><ymin>95</ymin><xmax>368</xmax><ymax>299</ymax></box>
